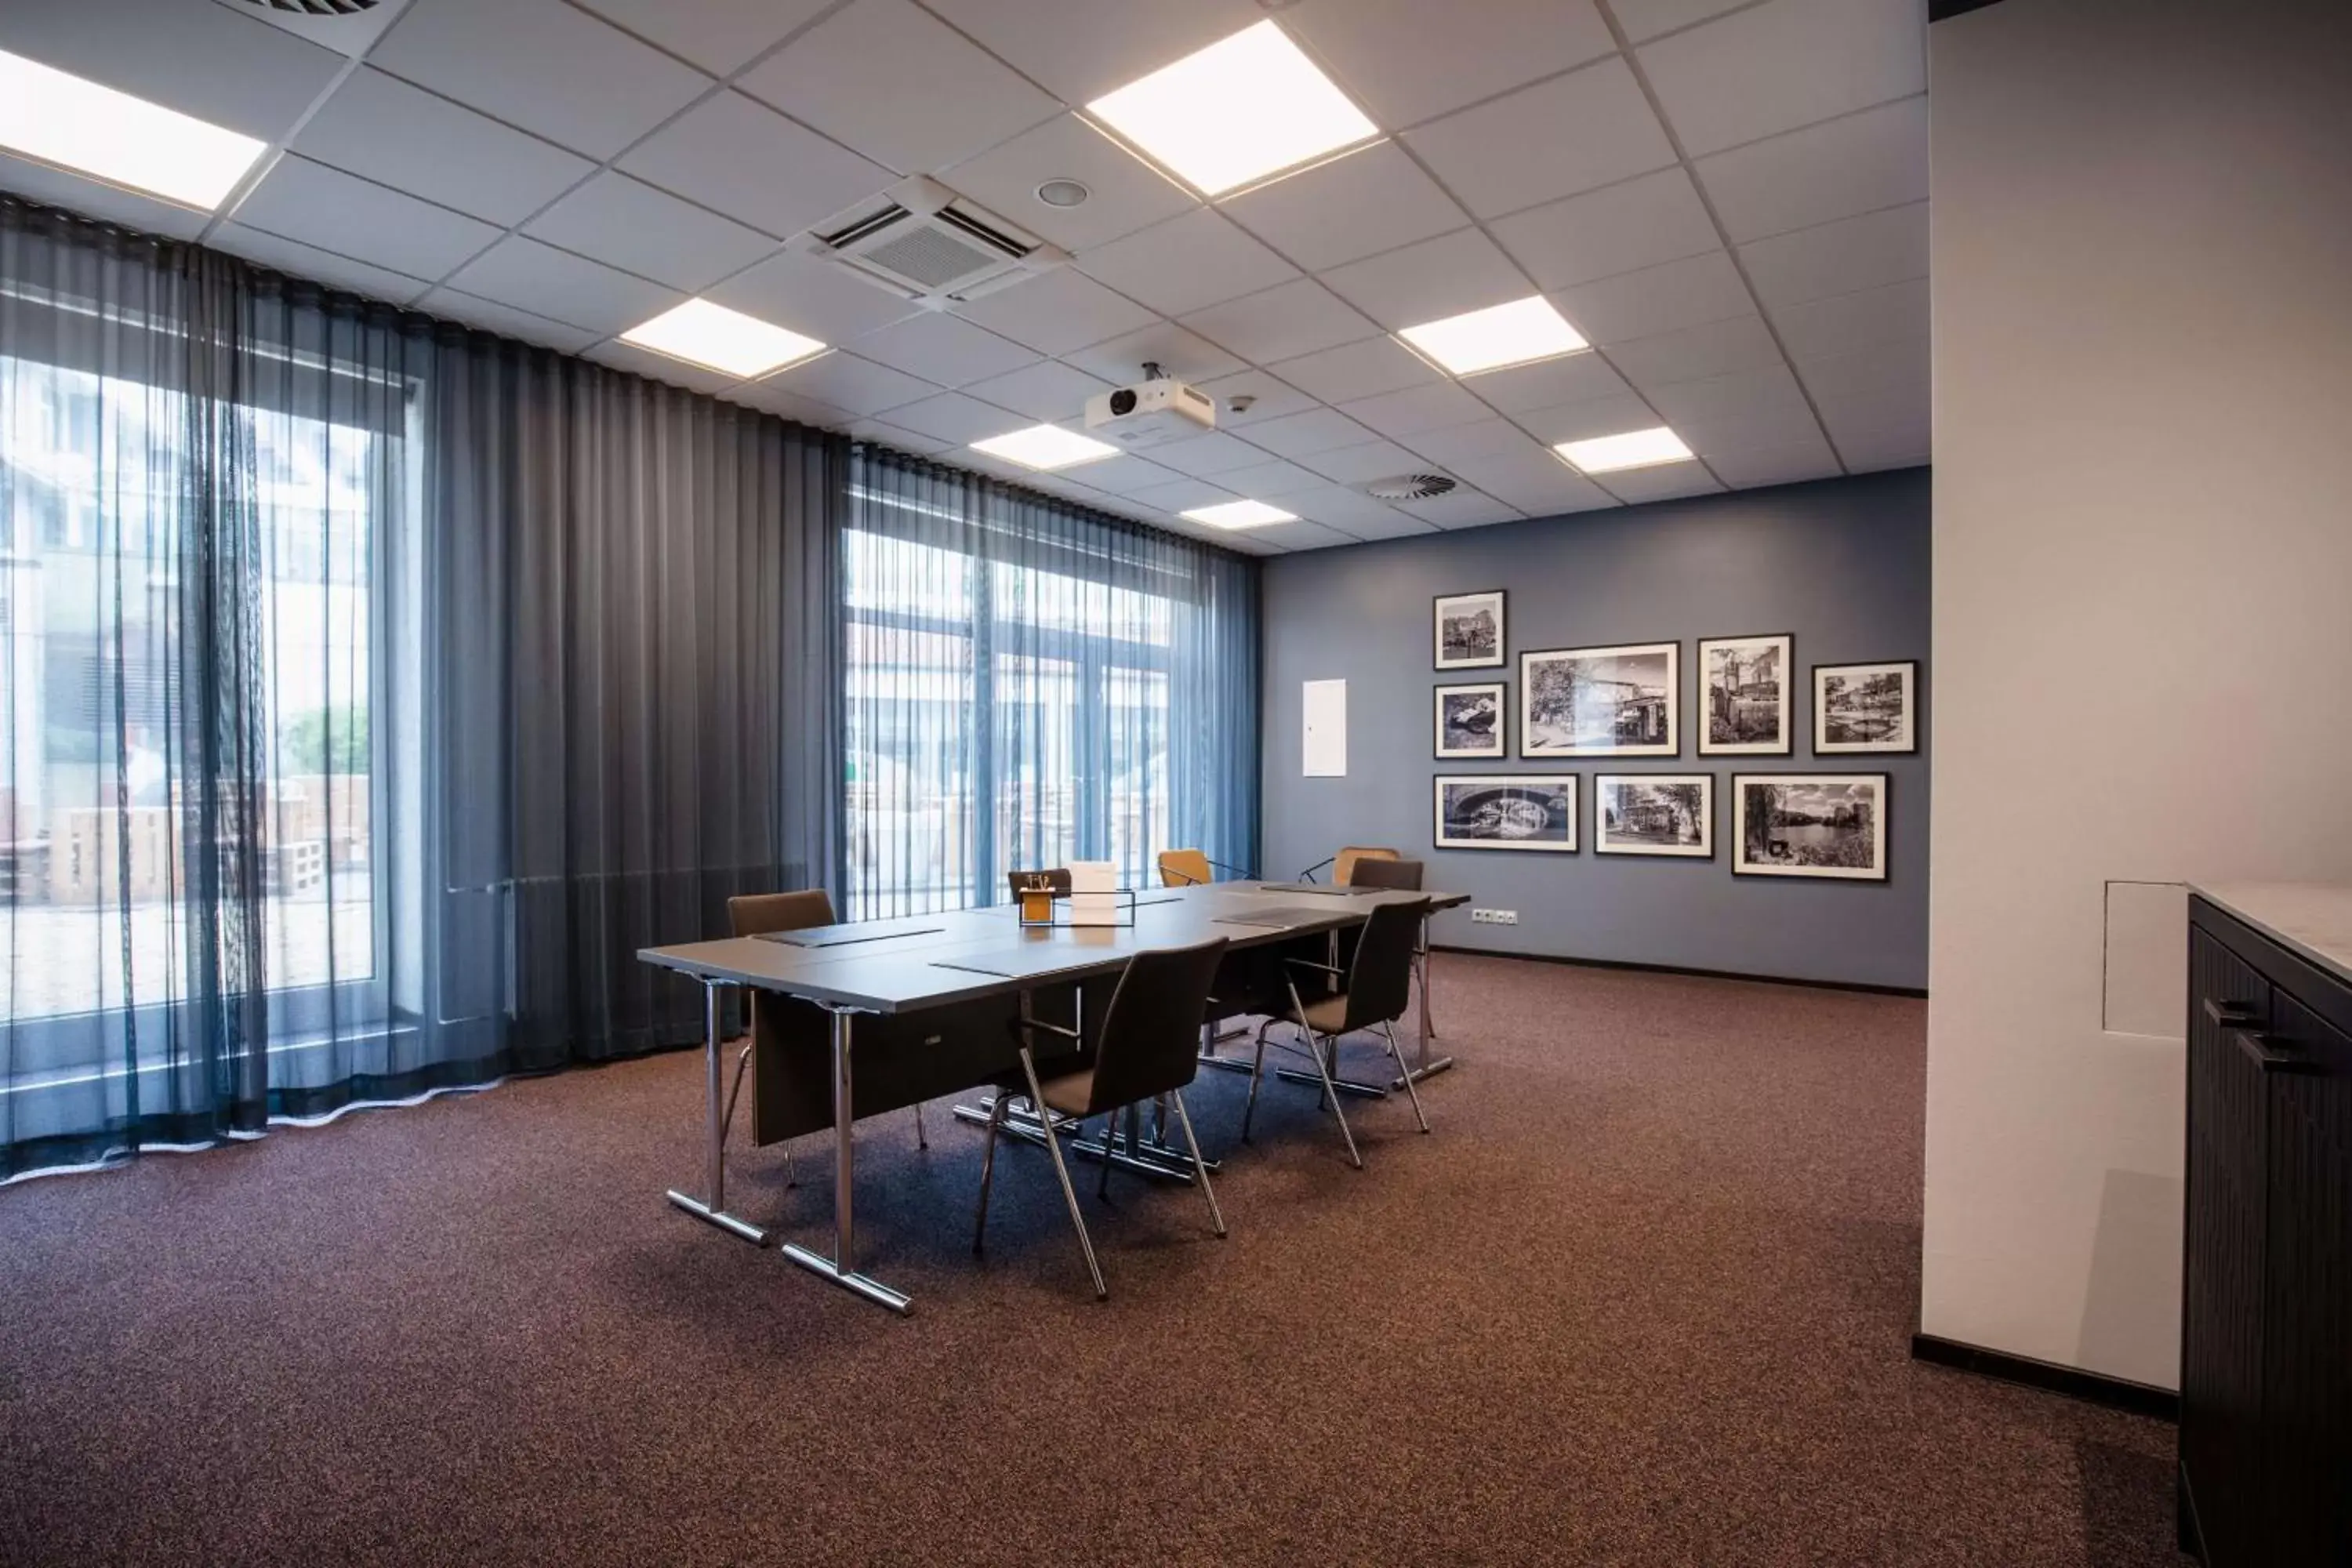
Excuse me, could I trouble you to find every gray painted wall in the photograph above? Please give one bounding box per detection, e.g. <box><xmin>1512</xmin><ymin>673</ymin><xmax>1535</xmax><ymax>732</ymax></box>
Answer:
<box><xmin>1260</xmin><ymin>469</ymin><xmax>1931</xmax><ymax>990</ymax></box>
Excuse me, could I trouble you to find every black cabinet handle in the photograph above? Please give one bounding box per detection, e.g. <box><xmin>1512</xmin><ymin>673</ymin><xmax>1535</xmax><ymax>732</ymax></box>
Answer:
<box><xmin>2233</xmin><ymin>1029</ymin><xmax>2310</xmax><ymax>1073</ymax></box>
<box><xmin>2204</xmin><ymin>996</ymin><xmax>2262</xmax><ymax>1028</ymax></box>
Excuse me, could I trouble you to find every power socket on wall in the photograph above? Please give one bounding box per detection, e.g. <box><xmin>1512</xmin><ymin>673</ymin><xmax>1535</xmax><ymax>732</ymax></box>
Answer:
<box><xmin>1470</xmin><ymin>908</ymin><xmax>1518</xmax><ymax>925</ymax></box>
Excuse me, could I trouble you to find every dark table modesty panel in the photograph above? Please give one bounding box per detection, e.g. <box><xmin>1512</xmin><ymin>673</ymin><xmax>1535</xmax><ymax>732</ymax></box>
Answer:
<box><xmin>639</xmin><ymin>881</ymin><xmax>1466</xmax><ymax>1315</ymax></box>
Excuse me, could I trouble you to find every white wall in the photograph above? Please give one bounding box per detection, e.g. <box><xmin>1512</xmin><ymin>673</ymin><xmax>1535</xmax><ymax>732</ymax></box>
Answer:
<box><xmin>1926</xmin><ymin>0</ymin><xmax>2352</xmax><ymax>1388</ymax></box>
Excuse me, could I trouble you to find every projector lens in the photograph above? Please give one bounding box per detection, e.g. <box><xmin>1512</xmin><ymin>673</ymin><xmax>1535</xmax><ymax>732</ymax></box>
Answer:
<box><xmin>1109</xmin><ymin>389</ymin><xmax>1138</xmax><ymax>416</ymax></box>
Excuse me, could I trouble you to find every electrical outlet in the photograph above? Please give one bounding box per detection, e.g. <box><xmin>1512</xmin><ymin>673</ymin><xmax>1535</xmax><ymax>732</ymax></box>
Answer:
<box><xmin>1470</xmin><ymin>908</ymin><xmax>1519</xmax><ymax>925</ymax></box>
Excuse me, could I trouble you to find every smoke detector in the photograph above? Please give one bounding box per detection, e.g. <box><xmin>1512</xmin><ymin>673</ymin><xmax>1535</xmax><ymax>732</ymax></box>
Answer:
<box><xmin>1356</xmin><ymin>473</ymin><xmax>1457</xmax><ymax>502</ymax></box>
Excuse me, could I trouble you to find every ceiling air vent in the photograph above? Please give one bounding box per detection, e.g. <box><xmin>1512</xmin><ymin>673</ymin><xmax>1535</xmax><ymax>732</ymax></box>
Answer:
<box><xmin>237</xmin><ymin>0</ymin><xmax>380</xmax><ymax>12</ymax></box>
<box><xmin>1357</xmin><ymin>473</ymin><xmax>1457</xmax><ymax>502</ymax></box>
<box><xmin>800</xmin><ymin>176</ymin><xmax>1069</xmax><ymax>305</ymax></box>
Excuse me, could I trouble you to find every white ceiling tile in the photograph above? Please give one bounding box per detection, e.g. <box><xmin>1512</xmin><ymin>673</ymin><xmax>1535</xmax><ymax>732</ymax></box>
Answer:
<box><xmin>1696</xmin><ymin>95</ymin><xmax>1929</xmax><ymax>244</ymax></box>
<box><xmin>445</xmin><ymin>237</ymin><xmax>684</xmax><ymax>334</ymax></box>
<box><xmin>1286</xmin><ymin>0</ymin><xmax>1615</xmax><ymax>130</ymax></box>
<box><xmin>1489</xmin><ymin>167</ymin><xmax>1721</xmax><ymax>292</ymax></box>
<box><xmin>1605</xmin><ymin>0</ymin><xmax>1753</xmax><ymax>44</ymax></box>
<box><xmin>1077</xmin><ymin>208</ymin><xmax>1301</xmax><ymax>318</ymax></box>
<box><xmin>619</xmin><ymin>92</ymin><xmax>895</xmax><ymax>241</ymax></box>
<box><xmin>1063</xmin><ymin>322</ymin><xmax>1243</xmax><ymax>386</ymax></box>
<box><xmin>849</xmin><ymin>313</ymin><xmax>1039</xmax><ymax>387</ymax></box>
<box><xmin>1193</xmin><ymin>369</ymin><xmax>1319</xmax><ymax>427</ymax></box>
<box><xmin>915</xmin><ymin>0</ymin><xmax>1265</xmax><ymax>104</ymax></box>
<box><xmin>1796</xmin><ymin>339</ymin><xmax>1929</xmax><ymax>433</ymax></box>
<box><xmin>1595</xmin><ymin>464</ymin><xmax>1725</xmax><ymax>504</ymax></box>
<box><xmin>880</xmin><ymin>392</ymin><xmax>1028</xmax><ymax>446</ymax></box>
<box><xmin>1279</xmin><ymin>484</ymin><xmax>1417</xmax><ymax>529</ymax></box>
<box><xmin>1552</xmin><ymin>250</ymin><xmax>1754</xmax><ymax>344</ymax></box>
<box><xmin>1772</xmin><ymin>277</ymin><xmax>1928</xmax><ymax>365</ymax></box>
<box><xmin>1243</xmin><ymin>517</ymin><xmax>1374</xmax><ymax>550</ymax></box>
<box><xmin>292</xmin><ymin>67</ymin><xmax>594</xmax><ymax>227</ymax></box>
<box><xmin>1326</xmin><ymin>509</ymin><xmax>1453</xmax><ymax>541</ymax></box>
<box><xmin>1827</xmin><ymin>419</ymin><xmax>1931</xmax><ymax>473</ymax></box>
<box><xmin>1123</xmin><ymin>477</ymin><xmax>1242</xmax><ymax>515</ymax></box>
<box><xmin>573</xmin><ymin>0</ymin><xmax>832</xmax><ymax>75</ymax></box>
<box><xmin>952</xmin><ymin>270</ymin><xmax>1159</xmax><ymax>357</ymax></box>
<box><xmin>1298</xmin><ymin>440</ymin><xmax>1425</xmax><ymax>485</ymax></box>
<box><xmin>1608</xmin><ymin>314</ymin><xmax>1788</xmax><ymax>392</ymax></box>
<box><xmin>523</xmin><ymin>172</ymin><xmax>778</xmax><ymax>292</ymax></box>
<box><xmin>1219</xmin><ymin>141</ymin><xmax>1468</xmax><ymax>271</ymax></box>
<box><xmin>759</xmin><ymin>351</ymin><xmax>941</xmax><ymax>416</ymax></box>
<box><xmin>1072</xmin><ymin>454</ymin><xmax>1183</xmax><ymax>495</ymax></box>
<box><xmin>1463</xmin><ymin>350</ymin><xmax>1632</xmax><ymax>413</ymax></box>
<box><xmin>372</xmin><ymin>0</ymin><xmax>712</xmax><ymax>160</ymax></box>
<box><xmin>1214</xmin><ymin>457</ymin><xmax>1328</xmax><ymax>497</ymax></box>
<box><xmin>1445</xmin><ymin>445</ymin><xmax>1618</xmax><ymax>514</ymax></box>
<box><xmin>1337</xmin><ymin>383</ymin><xmax>1491</xmax><ymax>441</ymax></box>
<box><xmin>741</xmin><ymin>0</ymin><xmax>1060</xmax><ymax>176</ymax></box>
<box><xmin>586</xmin><ymin>340</ymin><xmax>746</xmax><ymax>395</ymax></box>
<box><xmin>1266</xmin><ymin>336</ymin><xmax>1442</xmax><ymax>404</ymax></box>
<box><xmin>945</xmin><ymin>115</ymin><xmax>1197</xmax><ymax>252</ymax></box>
<box><xmin>231</xmin><ymin>0</ymin><xmax>412</xmax><ymax>57</ymax></box>
<box><xmin>1397</xmin><ymin>417</ymin><xmax>1539</xmax><ymax>468</ymax></box>
<box><xmin>0</xmin><ymin>0</ymin><xmax>343</xmax><ymax>141</ymax></box>
<box><xmin>1148</xmin><ymin>432</ymin><xmax>1279</xmax><ymax>478</ymax></box>
<box><xmin>232</xmin><ymin>156</ymin><xmax>502</xmax><ymax>283</ymax></box>
<box><xmin>958</xmin><ymin>360</ymin><xmax>1114</xmax><ymax>423</ymax></box>
<box><xmin>1644</xmin><ymin>362</ymin><xmax>1822</xmax><ymax>449</ymax></box>
<box><xmin>212</xmin><ymin>224</ymin><xmax>431</xmax><ymax>307</ymax></box>
<box><xmin>1181</xmin><ymin>279</ymin><xmax>1378</xmax><ymax>365</ymax></box>
<box><xmin>415</xmin><ymin>288</ymin><xmax>603</xmax><ymax>354</ymax></box>
<box><xmin>1399</xmin><ymin>490</ymin><xmax>1525</xmax><ymax>528</ymax></box>
<box><xmin>1402</xmin><ymin>58</ymin><xmax>1675</xmax><ymax>220</ymax></box>
<box><xmin>708</xmin><ymin>250</ymin><xmax>921</xmax><ymax>345</ymax></box>
<box><xmin>1704</xmin><ymin>435</ymin><xmax>1846</xmax><ymax>488</ymax></box>
<box><xmin>1638</xmin><ymin>0</ymin><xmax>1927</xmax><ymax>158</ymax></box>
<box><xmin>0</xmin><ymin>154</ymin><xmax>208</xmax><ymax>240</ymax></box>
<box><xmin>1738</xmin><ymin>201</ymin><xmax>1928</xmax><ymax>311</ymax></box>
<box><xmin>1239</xmin><ymin>408</ymin><xmax>1381</xmax><ymax>459</ymax></box>
<box><xmin>1320</xmin><ymin>229</ymin><xmax>1530</xmax><ymax>332</ymax></box>
<box><xmin>1511</xmin><ymin>391</ymin><xmax>1670</xmax><ymax>446</ymax></box>
<box><xmin>738</xmin><ymin>387</ymin><xmax>858</xmax><ymax>432</ymax></box>
<box><xmin>846</xmin><ymin>419</ymin><xmax>955</xmax><ymax>456</ymax></box>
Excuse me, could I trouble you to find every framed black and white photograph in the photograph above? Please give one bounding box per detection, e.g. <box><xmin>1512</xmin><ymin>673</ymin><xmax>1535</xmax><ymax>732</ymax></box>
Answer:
<box><xmin>1433</xmin><ymin>590</ymin><xmax>1505</xmax><ymax>670</ymax></box>
<box><xmin>1732</xmin><ymin>774</ymin><xmax>1889</xmax><ymax>880</ymax></box>
<box><xmin>1433</xmin><ymin>775</ymin><xmax>1576</xmax><ymax>852</ymax></box>
<box><xmin>1697</xmin><ymin>633</ymin><xmax>1791</xmax><ymax>755</ymax></box>
<box><xmin>1520</xmin><ymin>641</ymin><xmax>1678</xmax><ymax>757</ymax></box>
<box><xmin>1813</xmin><ymin>661</ymin><xmax>1918</xmax><ymax>754</ymax></box>
<box><xmin>1594</xmin><ymin>775</ymin><xmax>1713</xmax><ymax>858</ymax></box>
<box><xmin>1434</xmin><ymin>682</ymin><xmax>1506</xmax><ymax>759</ymax></box>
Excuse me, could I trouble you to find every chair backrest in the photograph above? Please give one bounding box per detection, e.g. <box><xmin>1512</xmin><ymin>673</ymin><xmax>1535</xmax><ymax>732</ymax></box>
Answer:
<box><xmin>1157</xmin><ymin>848</ymin><xmax>1213</xmax><ymax>887</ymax></box>
<box><xmin>1345</xmin><ymin>856</ymin><xmax>1424</xmax><ymax>891</ymax></box>
<box><xmin>1341</xmin><ymin>898</ymin><xmax>1429</xmax><ymax>1033</ymax></box>
<box><xmin>1007</xmin><ymin>867</ymin><xmax>1072</xmax><ymax>901</ymax></box>
<box><xmin>1080</xmin><ymin>936</ymin><xmax>1231</xmax><ymax>1113</ymax></box>
<box><xmin>1334</xmin><ymin>845</ymin><xmax>1402</xmax><ymax>887</ymax></box>
<box><xmin>728</xmin><ymin>888</ymin><xmax>836</xmax><ymax>937</ymax></box>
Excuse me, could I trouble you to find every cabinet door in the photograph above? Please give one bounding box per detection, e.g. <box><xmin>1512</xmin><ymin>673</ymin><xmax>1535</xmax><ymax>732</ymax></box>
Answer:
<box><xmin>2261</xmin><ymin>992</ymin><xmax>2352</xmax><ymax>1568</ymax></box>
<box><xmin>2181</xmin><ymin>927</ymin><xmax>2272</xmax><ymax>1564</ymax></box>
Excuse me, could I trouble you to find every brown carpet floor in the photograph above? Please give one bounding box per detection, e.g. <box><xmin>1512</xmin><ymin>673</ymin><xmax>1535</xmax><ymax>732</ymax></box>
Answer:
<box><xmin>0</xmin><ymin>957</ymin><xmax>2188</xmax><ymax>1568</ymax></box>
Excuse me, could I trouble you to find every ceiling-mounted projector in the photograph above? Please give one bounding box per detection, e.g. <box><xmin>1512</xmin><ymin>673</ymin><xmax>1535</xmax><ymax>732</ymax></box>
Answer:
<box><xmin>1083</xmin><ymin>368</ymin><xmax>1216</xmax><ymax>450</ymax></box>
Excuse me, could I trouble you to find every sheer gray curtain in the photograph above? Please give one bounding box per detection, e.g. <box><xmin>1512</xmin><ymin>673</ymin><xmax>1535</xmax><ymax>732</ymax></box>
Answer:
<box><xmin>0</xmin><ymin>198</ymin><xmax>843</xmax><ymax>1178</ymax></box>
<box><xmin>842</xmin><ymin>448</ymin><xmax>1259</xmax><ymax>918</ymax></box>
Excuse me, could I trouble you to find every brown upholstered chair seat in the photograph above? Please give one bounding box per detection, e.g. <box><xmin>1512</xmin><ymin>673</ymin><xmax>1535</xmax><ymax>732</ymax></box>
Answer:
<box><xmin>1296</xmin><ymin>993</ymin><xmax>1349</xmax><ymax>1034</ymax></box>
<box><xmin>1027</xmin><ymin>1064</ymin><xmax>1098</xmax><ymax>1117</ymax></box>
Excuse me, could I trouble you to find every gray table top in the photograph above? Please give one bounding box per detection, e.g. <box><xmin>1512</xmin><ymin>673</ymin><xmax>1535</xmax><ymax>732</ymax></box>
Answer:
<box><xmin>638</xmin><ymin>882</ymin><xmax>1467</xmax><ymax>1013</ymax></box>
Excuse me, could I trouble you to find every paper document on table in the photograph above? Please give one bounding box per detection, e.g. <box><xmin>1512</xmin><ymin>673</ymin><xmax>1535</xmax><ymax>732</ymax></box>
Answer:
<box><xmin>1068</xmin><ymin>859</ymin><xmax>1117</xmax><ymax>926</ymax></box>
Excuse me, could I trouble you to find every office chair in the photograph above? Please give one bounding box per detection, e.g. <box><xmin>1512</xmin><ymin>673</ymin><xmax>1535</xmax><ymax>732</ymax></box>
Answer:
<box><xmin>1157</xmin><ymin>848</ymin><xmax>1213</xmax><ymax>888</ymax></box>
<box><xmin>1243</xmin><ymin>898</ymin><xmax>1433</xmax><ymax>1168</ymax></box>
<box><xmin>975</xmin><ymin>935</ymin><xmax>1231</xmax><ymax>1300</ymax></box>
<box><xmin>724</xmin><ymin>889</ymin><xmax>927</xmax><ymax>1179</ymax></box>
<box><xmin>1343</xmin><ymin>858</ymin><xmax>1435</xmax><ymax>1043</ymax></box>
<box><xmin>1332</xmin><ymin>845</ymin><xmax>1402</xmax><ymax>887</ymax></box>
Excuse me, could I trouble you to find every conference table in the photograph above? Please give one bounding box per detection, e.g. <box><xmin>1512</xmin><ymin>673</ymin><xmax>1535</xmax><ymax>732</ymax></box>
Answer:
<box><xmin>638</xmin><ymin>880</ymin><xmax>1467</xmax><ymax>1315</ymax></box>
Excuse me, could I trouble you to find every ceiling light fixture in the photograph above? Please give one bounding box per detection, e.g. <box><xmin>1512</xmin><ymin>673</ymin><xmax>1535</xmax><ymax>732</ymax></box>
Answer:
<box><xmin>971</xmin><ymin>425</ymin><xmax>1120</xmax><ymax>470</ymax></box>
<box><xmin>619</xmin><ymin>299</ymin><xmax>826</xmax><ymax>379</ymax></box>
<box><xmin>1086</xmin><ymin>20</ymin><xmax>1378</xmax><ymax>197</ymax></box>
<box><xmin>1399</xmin><ymin>296</ymin><xmax>1589</xmax><ymax>377</ymax></box>
<box><xmin>0</xmin><ymin>47</ymin><xmax>268</xmax><ymax>211</ymax></box>
<box><xmin>1034</xmin><ymin>179</ymin><xmax>1091</xmax><ymax>208</ymax></box>
<box><xmin>1181</xmin><ymin>499</ymin><xmax>1296</xmax><ymax>530</ymax></box>
<box><xmin>1555</xmin><ymin>427</ymin><xmax>1696</xmax><ymax>474</ymax></box>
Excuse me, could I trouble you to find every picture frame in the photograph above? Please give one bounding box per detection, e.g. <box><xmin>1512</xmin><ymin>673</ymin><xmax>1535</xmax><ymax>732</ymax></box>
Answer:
<box><xmin>1433</xmin><ymin>682</ymin><xmax>1507</xmax><ymax>759</ymax></box>
<box><xmin>1813</xmin><ymin>660</ymin><xmax>1919</xmax><ymax>754</ymax></box>
<box><xmin>1433</xmin><ymin>590</ymin><xmax>1506</xmax><ymax>670</ymax></box>
<box><xmin>1593</xmin><ymin>775</ymin><xmax>1714</xmax><ymax>858</ymax></box>
<box><xmin>1520</xmin><ymin>641</ymin><xmax>1678</xmax><ymax>757</ymax></box>
<box><xmin>1731</xmin><ymin>773</ymin><xmax>1889</xmax><ymax>880</ymax></box>
<box><xmin>1433</xmin><ymin>775</ymin><xmax>1576</xmax><ymax>852</ymax></box>
<box><xmin>1697</xmin><ymin>633</ymin><xmax>1792</xmax><ymax>755</ymax></box>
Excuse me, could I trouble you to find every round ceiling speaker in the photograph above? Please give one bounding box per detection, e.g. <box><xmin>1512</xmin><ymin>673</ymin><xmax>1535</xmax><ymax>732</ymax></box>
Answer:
<box><xmin>238</xmin><ymin>0</ymin><xmax>381</xmax><ymax>11</ymax></box>
<box><xmin>1034</xmin><ymin>180</ymin><xmax>1092</xmax><ymax>209</ymax></box>
<box><xmin>1358</xmin><ymin>473</ymin><xmax>1457</xmax><ymax>501</ymax></box>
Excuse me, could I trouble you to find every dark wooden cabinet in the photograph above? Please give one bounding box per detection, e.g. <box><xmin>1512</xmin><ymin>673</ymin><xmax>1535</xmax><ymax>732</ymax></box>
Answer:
<box><xmin>2181</xmin><ymin>896</ymin><xmax>2352</xmax><ymax>1566</ymax></box>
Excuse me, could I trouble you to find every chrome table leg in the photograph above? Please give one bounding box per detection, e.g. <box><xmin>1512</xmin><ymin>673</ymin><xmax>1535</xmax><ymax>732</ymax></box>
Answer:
<box><xmin>1394</xmin><ymin>922</ymin><xmax>1456</xmax><ymax>1089</ymax></box>
<box><xmin>666</xmin><ymin>979</ymin><xmax>770</xmax><ymax>1247</ymax></box>
<box><xmin>777</xmin><ymin>1007</ymin><xmax>913</xmax><ymax>1315</ymax></box>
<box><xmin>949</xmin><ymin>1097</ymin><xmax>1218</xmax><ymax>1181</ymax></box>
